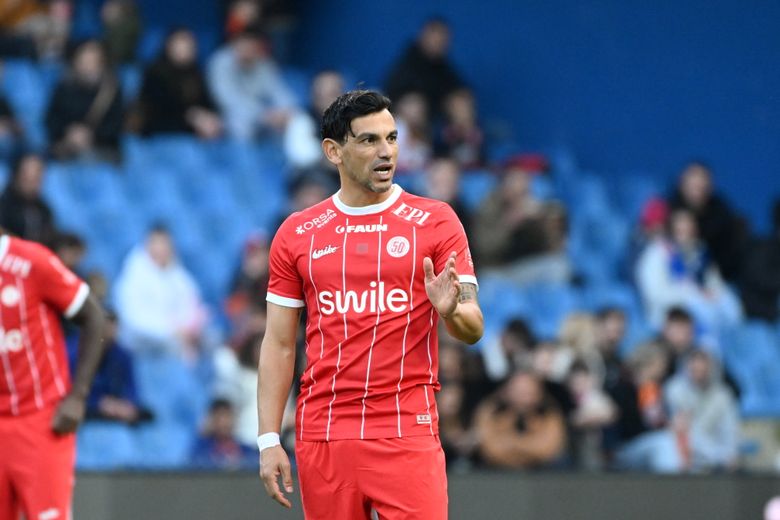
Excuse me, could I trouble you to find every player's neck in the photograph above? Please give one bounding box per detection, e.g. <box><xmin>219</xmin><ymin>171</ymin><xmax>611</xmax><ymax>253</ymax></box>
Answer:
<box><xmin>337</xmin><ymin>183</ymin><xmax>396</xmax><ymax>208</ymax></box>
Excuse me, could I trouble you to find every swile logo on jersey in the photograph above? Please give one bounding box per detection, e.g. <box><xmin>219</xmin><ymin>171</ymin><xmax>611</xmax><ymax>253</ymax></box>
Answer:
<box><xmin>312</xmin><ymin>245</ymin><xmax>340</xmax><ymax>260</ymax></box>
<box><xmin>296</xmin><ymin>209</ymin><xmax>337</xmax><ymax>235</ymax></box>
<box><xmin>318</xmin><ymin>281</ymin><xmax>409</xmax><ymax>315</ymax></box>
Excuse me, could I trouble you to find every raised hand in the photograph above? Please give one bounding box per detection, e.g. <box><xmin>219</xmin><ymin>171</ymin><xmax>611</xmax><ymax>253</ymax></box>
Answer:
<box><xmin>423</xmin><ymin>251</ymin><xmax>460</xmax><ymax>319</ymax></box>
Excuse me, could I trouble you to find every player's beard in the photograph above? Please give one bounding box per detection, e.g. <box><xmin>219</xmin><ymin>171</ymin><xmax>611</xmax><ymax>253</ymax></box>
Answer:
<box><xmin>347</xmin><ymin>167</ymin><xmax>393</xmax><ymax>194</ymax></box>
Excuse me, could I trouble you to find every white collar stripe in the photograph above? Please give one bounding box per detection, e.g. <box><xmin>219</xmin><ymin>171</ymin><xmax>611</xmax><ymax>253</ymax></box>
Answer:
<box><xmin>332</xmin><ymin>184</ymin><xmax>403</xmax><ymax>215</ymax></box>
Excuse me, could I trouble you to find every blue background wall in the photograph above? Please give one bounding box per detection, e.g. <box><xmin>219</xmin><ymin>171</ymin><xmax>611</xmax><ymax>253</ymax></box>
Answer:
<box><xmin>293</xmin><ymin>0</ymin><xmax>780</xmax><ymax>231</ymax></box>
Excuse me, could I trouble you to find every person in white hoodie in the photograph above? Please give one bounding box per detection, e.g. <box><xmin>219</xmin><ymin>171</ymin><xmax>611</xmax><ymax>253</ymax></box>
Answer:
<box><xmin>114</xmin><ymin>225</ymin><xmax>207</xmax><ymax>360</ymax></box>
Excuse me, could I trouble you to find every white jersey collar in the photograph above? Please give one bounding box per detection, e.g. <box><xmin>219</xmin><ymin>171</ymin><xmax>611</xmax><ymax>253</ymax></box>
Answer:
<box><xmin>0</xmin><ymin>235</ymin><xmax>9</xmax><ymax>263</ymax></box>
<box><xmin>332</xmin><ymin>184</ymin><xmax>403</xmax><ymax>216</ymax></box>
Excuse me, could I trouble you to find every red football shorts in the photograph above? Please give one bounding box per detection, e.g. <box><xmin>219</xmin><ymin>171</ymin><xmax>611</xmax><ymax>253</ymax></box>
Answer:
<box><xmin>295</xmin><ymin>435</ymin><xmax>448</xmax><ymax>520</ymax></box>
<box><xmin>0</xmin><ymin>405</ymin><xmax>76</xmax><ymax>520</ymax></box>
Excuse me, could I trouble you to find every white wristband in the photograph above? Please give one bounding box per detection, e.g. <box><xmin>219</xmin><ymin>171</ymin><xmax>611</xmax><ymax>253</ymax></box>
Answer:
<box><xmin>257</xmin><ymin>432</ymin><xmax>281</xmax><ymax>452</ymax></box>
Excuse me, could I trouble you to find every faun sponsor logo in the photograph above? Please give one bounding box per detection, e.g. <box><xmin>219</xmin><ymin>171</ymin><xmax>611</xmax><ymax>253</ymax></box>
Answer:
<box><xmin>392</xmin><ymin>202</ymin><xmax>431</xmax><ymax>225</ymax></box>
<box><xmin>318</xmin><ymin>281</ymin><xmax>409</xmax><ymax>315</ymax></box>
<box><xmin>296</xmin><ymin>209</ymin><xmax>337</xmax><ymax>235</ymax></box>
<box><xmin>335</xmin><ymin>224</ymin><xmax>388</xmax><ymax>234</ymax></box>
<box><xmin>312</xmin><ymin>245</ymin><xmax>339</xmax><ymax>259</ymax></box>
<box><xmin>0</xmin><ymin>328</ymin><xmax>23</xmax><ymax>354</ymax></box>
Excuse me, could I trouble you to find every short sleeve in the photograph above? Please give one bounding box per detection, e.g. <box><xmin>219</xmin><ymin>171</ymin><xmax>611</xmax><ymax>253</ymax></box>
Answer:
<box><xmin>433</xmin><ymin>204</ymin><xmax>478</xmax><ymax>289</ymax></box>
<box><xmin>35</xmin><ymin>247</ymin><xmax>89</xmax><ymax>318</ymax></box>
<box><xmin>266</xmin><ymin>220</ymin><xmax>305</xmax><ymax>308</ymax></box>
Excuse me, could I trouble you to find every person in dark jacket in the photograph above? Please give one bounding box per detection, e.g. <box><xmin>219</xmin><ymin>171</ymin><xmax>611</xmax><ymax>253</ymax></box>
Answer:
<box><xmin>667</xmin><ymin>161</ymin><xmax>746</xmax><ymax>282</ymax></box>
<box><xmin>45</xmin><ymin>39</ymin><xmax>124</xmax><ymax>161</ymax></box>
<box><xmin>740</xmin><ymin>200</ymin><xmax>780</xmax><ymax>322</ymax></box>
<box><xmin>384</xmin><ymin>17</ymin><xmax>464</xmax><ymax>119</ymax></box>
<box><xmin>0</xmin><ymin>152</ymin><xmax>56</xmax><ymax>245</ymax></box>
<box><xmin>134</xmin><ymin>28</ymin><xmax>222</xmax><ymax>138</ymax></box>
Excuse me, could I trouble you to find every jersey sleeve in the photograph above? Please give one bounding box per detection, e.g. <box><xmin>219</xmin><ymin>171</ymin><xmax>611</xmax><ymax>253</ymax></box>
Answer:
<box><xmin>266</xmin><ymin>219</ymin><xmax>305</xmax><ymax>308</ymax></box>
<box><xmin>433</xmin><ymin>203</ymin><xmax>478</xmax><ymax>289</ymax></box>
<box><xmin>34</xmin><ymin>246</ymin><xmax>90</xmax><ymax>318</ymax></box>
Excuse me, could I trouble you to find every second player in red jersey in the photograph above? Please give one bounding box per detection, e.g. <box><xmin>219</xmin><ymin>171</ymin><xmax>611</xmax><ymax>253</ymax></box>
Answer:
<box><xmin>258</xmin><ymin>90</ymin><xmax>484</xmax><ymax>520</ymax></box>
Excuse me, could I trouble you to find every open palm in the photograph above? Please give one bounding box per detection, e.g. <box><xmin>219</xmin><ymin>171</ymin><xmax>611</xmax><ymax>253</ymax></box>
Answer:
<box><xmin>423</xmin><ymin>252</ymin><xmax>460</xmax><ymax>318</ymax></box>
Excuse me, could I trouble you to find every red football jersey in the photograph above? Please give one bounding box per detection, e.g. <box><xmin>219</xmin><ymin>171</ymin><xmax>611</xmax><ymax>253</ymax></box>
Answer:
<box><xmin>0</xmin><ymin>235</ymin><xmax>89</xmax><ymax>416</ymax></box>
<box><xmin>267</xmin><ymin>185</ymin><xmax>477</xmax><ymax>441</ymax></box>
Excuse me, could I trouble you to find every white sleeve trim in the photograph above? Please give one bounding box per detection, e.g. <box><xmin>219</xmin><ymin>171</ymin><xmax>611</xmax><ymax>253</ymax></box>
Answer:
<box><xmin>266</xmin><ymin>292</ymin><xmax>305</xmax><ymax>308</ymax></box>
<box><xmin>459</xmin><ymin>275</ymin><xmax>479</xmax><ymax>291</ymax></box>
<box><xmin>64</xmin><ymin>283</ymin><xmax>90</xmax><ymax>319</ymax></box>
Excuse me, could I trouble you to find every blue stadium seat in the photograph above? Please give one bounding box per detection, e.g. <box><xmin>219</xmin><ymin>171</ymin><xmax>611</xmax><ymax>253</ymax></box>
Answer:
<box><xmin>76</xmin><ymin>422</ymin><xmax>138</xmax><ymax>470</ymax></box>
<box><xmin>119</xmin><ymin>64</ymin><xmax>143</xmax><ymax>103</ymax></box>
<box><xmin>523</xmin><ymin>283</ymin><xmax>584</xmax><ymax>339</ymax></box>
<box><xmin>459</xmin><ymin>170</ymin><xmax>497</xmax><ymax>210</ymax></box>
<box><xmin>133</xmin><ymin>420</ymin><xmax>196</xmax><ymax>469</ymax></box>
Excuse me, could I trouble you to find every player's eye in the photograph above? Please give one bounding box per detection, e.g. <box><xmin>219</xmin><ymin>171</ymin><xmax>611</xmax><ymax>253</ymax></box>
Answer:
<box><xmin>387</xmin><ymin>134</ymin><xmax>398</xmax><ymax>143</ymax></box>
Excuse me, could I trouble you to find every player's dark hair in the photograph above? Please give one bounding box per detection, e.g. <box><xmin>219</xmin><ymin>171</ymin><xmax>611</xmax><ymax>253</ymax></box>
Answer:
<box><xmin>666</xmin><ymin>306</ymin><xmax>693</xmax><ymax>324</ymax></box>
<box><xmin>321</xmin><ymin>90</ymin><xmax>392</xmax><ymax>144</ymax></box>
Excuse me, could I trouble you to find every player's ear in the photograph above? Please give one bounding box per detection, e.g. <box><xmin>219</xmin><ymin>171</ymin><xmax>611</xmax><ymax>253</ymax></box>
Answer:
<box><xmin>322</xmin><ymin>138</ymin><xmax>342</xmax><ymax>166</ymax></box>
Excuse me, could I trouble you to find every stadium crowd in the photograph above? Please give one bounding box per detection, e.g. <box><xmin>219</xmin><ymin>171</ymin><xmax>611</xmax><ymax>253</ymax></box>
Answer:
<box><xmin>1</xmin><ymin>0</ymin><xmax>779</xmax><ymax>473</ymax></box>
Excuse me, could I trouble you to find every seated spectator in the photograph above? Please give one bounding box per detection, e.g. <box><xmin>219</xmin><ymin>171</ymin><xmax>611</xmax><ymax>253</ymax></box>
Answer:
<box><xmin>52</xmin><ymin>231</ymin><xmax>86</xmax><ymax>272</ymax></box>
<box><xmin>384</xmin><ymin>17</ymin><xmax>464</xmax><ymax>120</ymax></box>
<box><xmin>46</xmin><ymin>39</ymin><xmax>124</xmax><ymax>161</ymax></box>
<box><xmin>481</xmin><ymin>317</ymin><xmax>537</xmax><ymax>382</ymax></box>
<box><xmin>434</xmin><ymin>88</ymin><xmax>484</xmax><ymax>169</ymax></box>
<box><xmin>224</xmin><ymin>0</ymin><xmax>261</xmax><ymax>39</ymax></box>
<box><xmin>0</xmin><ymin>0</ymin><xmax>71</xmax><ymax>60</ymax></box>
<box><xmin>134</xmin><ymin>28</ymin><xmax>222</xmax><ymax>139</ymax></box>
<box><xmin>668</xmin><ymin>161</ymin><xmax>745</xmax><ymax>281</ymax></box>
<box><xmin>472</xmin><ymin>158</ymin><xmax>569</xmax><ymax>285</ymax></box>
<box><xmin>556</xmin><ymin>313</ymin><xmax>598</xmax><ymax>383</ymax></box>
<box><xmin>114</xmin><ymin>225</ymin><xmax>208</xmax><ymax>361</ymax></box>
<box><xmin>567</xmin><ymin>361</ymin><xmax>617</xmax><ymax>470</ymax></box>
<box><xmin>475</xmin><ymin>370</ymin><xmax>567</xmax><ymax>469</ymax></box>
<box><xmin>283</xmin><ymin>69</ymin><xmax>344</xmax><ymax>171</ymax></box>
<box><xmin>225</xmin><ymin>231</ymin><xmax>270</xmax><ymax>334</ymax></box>
<box><xmin>100</xmin><ymin>0</ymin><xmax>141</xmax><ymax>64</ymax></box>
<box><xmin>636</xmin><ymin>208</ymin><xmax>742</xmax><ymax>336</ymax></box>
<box><xmin>394</xmin><ymin>92</ymin><xmax>432</xmax><ymax>173</ymax></box>
<box><xmin>609</xmin><ymin>342</ymin><xmax>683</xmax><ymax>473</ymax></box>
<box><xmin>275</xmin><ymin>175</ymin><xmax>334</xmax><ymax>231</ymax></box>
<box><xmin>739</xmin><ymin>199</ymin><xmax>780</xmax><ymax>322</ymax></box>
<box><xmin>69</xmin><ymin>311</ymin><xmax>152</xmax><ymax>425</ymax></box>
<box><xmin>421</xmin><ymin>157</ymin><xmax>471</xmax><ymax>236</ymax></box>
<box><xmin>594</xmin><ymin>307</ymin><xmax>628</xmax><ymax>389</ymax></box>
<box><xmin>664</xmin><ymin>350</ymin><xmax>740</xmax><ymax>472</ymax></box>
<box><xmin>207</xmin><ymin>25</ymin><xmax>296</xmax><ymax>141</ymax></box>
<box><xmin>0</xmin><ymin>92</ymin><xmax>24</xmax><ymax>159</ymax></box>
<box><xmin>224</xmin><ymin>0</ymin><xmax>296</xmax><ymax>63</ymax></box>
<box><xmin>190</xmin><ymin>398</ymin><xmax>257</xmax><ymax>470</ymax></box>
<box><xmin>0</xmin><ymin>152</ymin><xmax>56</xmax><ymax>245</ymax></box>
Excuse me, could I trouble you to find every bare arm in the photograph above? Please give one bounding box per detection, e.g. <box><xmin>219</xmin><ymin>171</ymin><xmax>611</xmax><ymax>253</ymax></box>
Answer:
<box><xmin>53</xmin><ymin>294</ymin><xmax>106</xmax><ymax>434</ymax></box>
<box><xmin>258</xmin><ymin>302</ymin><xmax>301</xmax><ymax>509</ymax></box>
<box><xmin>424</xmin><ymin>252</ymin><xmax>484</xmax><ymax>344</ymax></box>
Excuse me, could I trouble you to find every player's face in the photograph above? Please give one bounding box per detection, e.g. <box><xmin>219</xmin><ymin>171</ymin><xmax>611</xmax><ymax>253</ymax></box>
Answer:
<box><xmin>337</xmin><ymin>109</ymin><xmax>399</xmax><ymax>195</ymax></box>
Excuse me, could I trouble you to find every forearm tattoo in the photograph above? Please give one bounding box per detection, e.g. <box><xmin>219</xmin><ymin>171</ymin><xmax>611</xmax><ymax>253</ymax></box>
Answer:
<box><xmin>458</xmin><ymin>283</ymin><xmax>478</xmax><ymax>303</ymax></box>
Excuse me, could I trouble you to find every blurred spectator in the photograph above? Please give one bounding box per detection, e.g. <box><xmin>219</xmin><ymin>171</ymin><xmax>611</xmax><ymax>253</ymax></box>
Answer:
<box><xmin>275</xmin><ymin>175</ymin><xmax>333</xmax><ymax>231</ymax></box>
<box><xmin>190</xmin><ymin>398</ymin><xmax>257</xmax><ymax>470</ymax></box>
<box><xmin>481</xmin><ymin>317</ymin><xmax>537</xmax><ymax>382</ymax></box>
<box><xmin>69</xmin><ymin>310</ymin><xmax>152</xmax><ymax>425</ymax></box>
<box><xmin>473</xmin><ymin>159</ymin><xmax>569</xmax><ymax>284</ymax></box>
<box><xmin>556</xmin><ymin>313</ymin><xmax>598</xmax><ymax>383</ymax></box>
<box><xmin>114</xmin><ymin>225</ymin><xmax>208</xmax><ymax>361</ymax></box>
<box><xmin>636</xmin><ymin>208</ymin><xmax>742</xmax><ymax>335</ymax></box>
<box><xmin>668</xmin><ymin>161</ymin><xmax>745</xmax><ymax>281</ymax></box>
<box><xmin>567</xmin><ymin>361</ymin><xmax>617</xmax><ymax>470</ymax></box>
<box><xmin>595</xmin><ymin>307</ymin><xmax>627</xmax><ymax>389</ymax></box>
<box><xmin>283</xmin><ymin>69</ymin><xmax>344</xmax><ymax>171</ymax></box>
<box><xmin>610</xmin><ymin>341</ymin><xmax>682</xmax><ymax>473</ymax></box>
<box><xmin>0</xmin><ymin>90</ymin><xmax>24</xmax><ymax>159</ymax></box>
<box><xmin>0</xmin><ymin>0</ymin><xmax>71</xmax><ymax>60</ymax></box>
<box><xmin>0</xmin><ymin>152</ymin><xmax>55</xmax><ymax>244</ymax></box>
<box><xmin>225</xmin><ymin>231</ymin><xmax>270</xmax><ymax>339</ymax></box>
<box><xmin>739</xmin><ymin>199</ymin><xmax>780</xmax><ymax>322</ymax></box>
<box><xmin>224</xmin><ymin>0</ymin><xmax>297</xmax><ymax>63</ymax></box>
<box><xmin>394</xmin><ymin>91</ymin><xmax>432</xmax><ymax>173</ymax></box>
<box><xmin>100</xmin><ymin>0</ymin><xmax>141</xmax><ymax>64</ymax></box>
<box><xmin>435</xmin><ymin>88</ymin><xmax>484</xmax><ymax>169</ymax></box>
<box><xmin>664</xmin><ymin>350</ymin><xmax>740</xmax><ymax>472</ymax></box>
<box><xmin>46</xmin><ymin>39</ymin><xmax>124</xmax><ymax>161</ymax></box>
<box><xmin>207</xmin><ymin>25</ymin><xmax>296</xmax><ymax>141</ymax></box>
<box><xmin>225</xmin><ymin>0</ymin><xmax>261</xmax><ymax>39</ymax></box>
<box><xmin>384</xmin><ymin>17</ymin><xmax>464</xmax><ymax>119</ymax></box>
<box><xmin>51</xmin><ymin>231</ymin><xmax>86</xmax><ymax>272</ymax></box>
<box><xmin>421</xmin><ymin>157</ymin><xmax>471</xmax><ymax>236</ymax></box>
<box><xmin>656</xmin><ymin>306</ymin><xmax>697</xmax><ymax>379</ymax></box>
<box><xmin>475</xmin><ymin>370</ymin><xmax>567</xmax><ymax>469</ymax></box>
<box><xmin>134</xmin><ymin>29</ymin><xmax>222</xmax><ymax>139</ymax></box>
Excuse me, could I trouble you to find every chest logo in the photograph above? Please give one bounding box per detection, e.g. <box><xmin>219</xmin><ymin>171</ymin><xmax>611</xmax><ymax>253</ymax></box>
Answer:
<box><xmin>296</xmin><ymin>209</ymin><xmax>338</xmax><ymax>235</ymax></box>
<box><xmin>386</xmin><ymin>236</ymin><xmax>410</xmax><ymax>258</ymax></box>
<box><xmin>1</xmin><ymin>286</ymin><xmax>20</xmax><ymax>307</ymax></box>
<box><xmin>335</xmin><ymin>224</ymin><xmax>388</xmax><ymax>234</ymax></box>
<box><xmin>312</xmin><ymin>245</ymin><xmax>340</xmax><ymax>260</ymax></box>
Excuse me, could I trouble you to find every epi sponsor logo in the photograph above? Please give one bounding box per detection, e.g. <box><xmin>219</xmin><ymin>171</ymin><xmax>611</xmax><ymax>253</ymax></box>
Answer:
<box><xmin>392</xmin><ymin>203</ymin><xmax>431</xmax><ymax>225</ymax></box>
<box><xmin>416</xmin><ymin>414</ymin><xmax>432</xmax><ymax>425</ymax></box>
<box><xmin>0</xmin><ymin>328</ymin><xmax>23</xmax><ymax>354</ymax></box>
<box><xmin>318</xmin><ymin>281</ymin><xmax>409</xmax><ymax>315</ymax></box>
<box><xmin>386</xmin><ymin>236</ymin><xmax>410</xmax><ymax>258</ymax></box>
<box><xmin>312</xmin><ymin>245</ymin><xmax>339</xmax><ymax>260</ymax></box>
<box><xmin>335</xmin><ymin>224</ymin><xmax>388</xmax><ymax>234</ymax></box>
<box><xmin>296</xmin><ymin>209</ymin><xmax>337</xmax><ymax>235</ymax></box>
